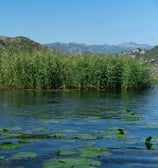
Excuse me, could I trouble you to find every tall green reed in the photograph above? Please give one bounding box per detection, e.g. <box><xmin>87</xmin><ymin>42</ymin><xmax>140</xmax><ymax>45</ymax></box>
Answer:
<box><xmin>0</xmin><ymin>50</ymin><xmax>151</xmax><ymax>90</ymax></box>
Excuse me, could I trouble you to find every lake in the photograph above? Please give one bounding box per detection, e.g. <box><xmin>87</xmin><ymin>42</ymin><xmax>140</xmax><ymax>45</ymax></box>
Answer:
<box><xmin>0</xmin><ymin>87</ymin><xmax>158</xmax><ymax>168</ymax></box>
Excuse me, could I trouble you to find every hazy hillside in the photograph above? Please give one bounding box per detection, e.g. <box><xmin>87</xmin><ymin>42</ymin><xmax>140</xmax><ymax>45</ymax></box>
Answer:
<box><xmin>45</xmin><ymin>42</ymin><xmax>152</xmax><ymax>54</ymax></box>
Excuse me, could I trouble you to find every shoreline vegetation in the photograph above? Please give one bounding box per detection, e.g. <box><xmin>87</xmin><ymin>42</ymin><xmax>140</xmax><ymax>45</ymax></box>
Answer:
<box><xmin>0</xmin><ymin>50</ymin><xmax>151</xmax><ymax>91</ymax></box>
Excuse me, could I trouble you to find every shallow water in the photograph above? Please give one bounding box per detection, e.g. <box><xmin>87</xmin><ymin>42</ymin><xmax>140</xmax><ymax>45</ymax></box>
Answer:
<box><xmin>0</xmin><ymin>88</ymin><xmax>158</xmax><ymax>168</ymax></box>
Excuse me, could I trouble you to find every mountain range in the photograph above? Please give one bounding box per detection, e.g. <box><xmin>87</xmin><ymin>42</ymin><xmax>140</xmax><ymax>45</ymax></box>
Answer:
<box><xmin>1</xmin><ymin>36</ymin><xmax>158</xmax><ymax>63</ymax></box>
<box><xmin>0</xmin><ymin>36</ymin><xmax>153</xmax><ymax>55</ymax></box>
<box><xmin>45</xmin><ymin>42</ymin><xmax>152</xmax><ymax>54</ymax></box>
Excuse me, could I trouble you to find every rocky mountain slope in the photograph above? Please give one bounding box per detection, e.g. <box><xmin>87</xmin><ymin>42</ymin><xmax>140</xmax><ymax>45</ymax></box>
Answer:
<box><xmin>140</xmin><ymin>45</ymin><xmax>158</xmax><ymax>65</ymax></box>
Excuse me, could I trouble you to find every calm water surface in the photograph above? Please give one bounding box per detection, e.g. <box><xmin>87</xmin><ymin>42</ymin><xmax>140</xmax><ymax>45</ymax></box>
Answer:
<box><xmin>0</xmin><ymin>88</ymin><xmax>158</xmax><ymax>168</ymax></box>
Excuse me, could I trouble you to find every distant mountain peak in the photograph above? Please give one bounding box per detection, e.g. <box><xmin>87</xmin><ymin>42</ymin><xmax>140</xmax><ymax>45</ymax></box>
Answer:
<box><xmin>45</xmin><ymin>41</ymin><xmax>152</xmax><ymax>54</ymax></box>
<box><xmin>117</xmin><ymin>42</ymin><xmax>152</xmax><ymax>49</ymax></box>
<box><xmin>120</xmin><ymin>41</ymin><xmax>137</xmax><ymax>45</ymax></box>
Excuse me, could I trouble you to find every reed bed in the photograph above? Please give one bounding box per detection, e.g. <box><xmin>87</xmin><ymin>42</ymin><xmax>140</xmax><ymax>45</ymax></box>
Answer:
<box><xmin>0</xmin><ymin>50</ymin><xmax>151</xmax><ymax>90</ymax></box>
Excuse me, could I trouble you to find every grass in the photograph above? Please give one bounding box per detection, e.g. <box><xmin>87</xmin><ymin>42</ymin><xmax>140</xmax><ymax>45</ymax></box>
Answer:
<box><xmin>0</xmin><ymin>50</ymin><xmax>151</xmax><ymax>90</ymax></box>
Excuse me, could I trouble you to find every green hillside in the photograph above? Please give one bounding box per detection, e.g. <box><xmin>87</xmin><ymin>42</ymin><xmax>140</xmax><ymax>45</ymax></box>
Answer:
<box><xmin>141</xmin><ymin>45</ymin><xmax>158</xmax><ymax>65</ymax></box>
<box><xmin>0</xmin><ymin>36</ymin><xmax>49</xmax><ymax>54</ymax></box>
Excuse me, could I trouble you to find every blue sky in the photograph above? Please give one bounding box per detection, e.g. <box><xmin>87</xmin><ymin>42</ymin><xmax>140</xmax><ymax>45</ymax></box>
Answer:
<box><xmin>0</xmin><ymin>0</ymin><xmax>158</xmax><ymax>46</ymax></box>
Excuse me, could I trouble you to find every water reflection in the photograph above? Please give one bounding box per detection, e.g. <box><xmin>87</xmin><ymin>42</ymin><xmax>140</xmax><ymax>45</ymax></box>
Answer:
<box><xmin>0</xmin><ymin>89</ymin><xmax>156</xmax><ymax>123</ymax></box>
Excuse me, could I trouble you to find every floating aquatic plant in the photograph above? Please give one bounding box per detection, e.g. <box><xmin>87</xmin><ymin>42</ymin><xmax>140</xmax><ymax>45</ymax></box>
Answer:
<box><xmin>57</xmin><ymin>150</ymin><xmax>76</xmax><ymax>156</ymax></box>
<box><xmin>117</xmin><ymin>128</ymin><xmax>124</xmax><ymax>138</ymax></box>
<box><xmin>19</xmin><ymin>133</ymin><xmax>50</xmax><ymax>139</ymax></box>
<box><xmin>0</xmin><ymin>142</ymin><xmax>20</xmax><ymax>149</ymax></box>
<box><xmin>33</xmin><ymin>127</ymin><xmax>49</xmax><ymax>132</ymax></box>
<box><xmin>49</xmin><ymin>133</ymin><xmax>65</xmax><ymax>139</ymax></box>
<box><xmin>118</xmin><ymin>128</ymin><xmax>124</xmax><ymax>135</ymax></box>
<box><xmin>96</xmin><ymin>126</ymin><xmax>125</xmax><ymax>139</ymax></box>
<box><xmin>18</xmin><ymin>138</ymin><xmax>36</xmax><ymax>143</ymax></box>
<box><xmin>79</xmin><ymin>148</ymin><xmax>101</xmax><ymax>158</ymax></box>
<box><xmin>145</xmin><ymin>136</ymin><xmax>152</xmax><ymax>149</ymax></box>
<box><xmin>42</xmin><ymin>118</ymin><xmax>64</xmax><ymax>123</ymax></box>
<box><xmin>2</xmin><ymin>132</ymin><xmax>22</xmax><ymax>138</ymax></box>
<box><xmin>0</xmin><ymin>156</ymin><xmax>5</xmax><ymax>160</ymax></box>
<box><xmin>12</xmin><ymin>152</ymin><xmax>37</xmax><ymax>159</ymax></box>
<box><xmin>0</xmin><ymin>128</ymin><xmax>8</xmax><ymax>132</ymax></box>
<box><xmin>60</xmin><ymin>129</ymin><xmax>78</xmax><ymax>133</ymax></box>
<box><xmin>145</xmin><ymin>136</ymin><xmax>152</xmax><ymax>144</ymax></box>
<box><xmin>74</xmin><ymin>133</ymin><xmax>96</xmax><ymax>140</ymax></box>
<box><xmin>7</xmin><ymin>126</ymin><xmax>22</xmax><ymax>131</ymax></box>
<box><xmin>79</xmin><ymin>146</ymin><xmax>108</xmax><ymax>158</ymax></box>
<box><xmin>42</xmin><ymin>158</ymin><xmax>101</xmax><ymax>168</ymax></box>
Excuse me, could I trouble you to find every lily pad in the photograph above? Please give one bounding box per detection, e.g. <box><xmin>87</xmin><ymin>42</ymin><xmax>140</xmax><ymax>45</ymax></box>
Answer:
<box><xmin>0</xmin><ymin>156</ymin><xmax>5</xmax><ymax>160</ymax></box>
<box><xmin>79</xmin><ymin>146</ymin><xmax>108</xmax><ymax>158</ymax></box>
<box><xmin>43</xmin><ymin>161</ymin><xmax>71</xmax><ymax>168</ymax></box>
<box><xmin>42</xmin><ymin>158</ymin><xmax>101</xmax><ymax>168</ymax></box>
<box><xmin>12</xmin><ymin>152</ymin><xmax>37</xmax><ymax>159</ymax></box>
<box><xmin>117</xmin><ymin>128</ymin><xmax>124</xmax><ymax>138</ymax></box>
<box><xmin>75</xmin><ymin>134</ymin><xmax>96</xmax><ymax>140</ymax></box>
<box><xmin>60</xmin><ymin>129</ymin><xmax>78</xmax><ymax>133</ymax></box>
<box><xmin>96</xmin><ymin>127</ymin><xmax>125</xmax><ymax>139</ymax></box>
<box><xmin>107</xmin><ymin>126</ymin><xmax>122</xmax><ymax>131</ymax></box>
<box><xmin>84</xmin><ymin>117</ymin><xmax>100</xmax><ymax>123</ymax></box>
<box><xmin>0</xmin><ymin>128</ymin><xmax>8</xmax><ymax>132</ymax></box>
<box><xmin>19</xmin><ymin>133</ymin><xmax>50</xmax><ymax>139</ymax></box>
<box><xmin>42</xmin><ymin>118</ymin><xmax>64</xmax><ymax>123</ymax></box>
<box><xmin>96</xmin><ymin>127</ymin><xmax>122</xmax><ymax>134</ymax></box>
<box><xmin>102</xmin><ymin>151</ymin><xmax>113</xmax><ymax>156</ymax></box>
<box><xmin>123</xmin><ymin>121</ymin><xmax>138</xmax><ymax>125</ymax></box>
<box><xmin>117</xmin><ymin>134</ymin><xmax>124</xmax><ymax>139</ymax></box>
<box><xmin>33</xmin><ymin>127</ymin><xmax>49</xmax><ymax>132</ymax></box>
<box><xmin>79</xmin><ymin>148</ymin><xmax>100</xmax><ymax>157</ymax></box>
<box><xmin>49</xmin><ymin>133</ymin><xmax>65</xmax><ymax>139</ymax></box>
<box><xmin>57</xmin><ymin>150</ymin><xmax>76</xmax><ymax>156</ymax></box>
<box><xmin>2</xmin><ymin>132</ymin><xmax>22</xmax><ymax>138</ymax></box>
<box><xmin>0</xmin><ymin>142</ymin><xmax>20</xmax><ymax>149</ymax></box>
<box><xmin>144</xmin><ymin>123</ymin><xmax>158</xmax><ymax>128</ymax></box>
<box><xmin>86</xmin><ymin>158</ymin><xmax>101</xmax><ymax>166</ymax></box>
<box><xmin>18</xmin><ymin>139</ymin><xmax>36</xmax><ymax>143</ymax></box>
<box><xmin>95</xmin><ymin>130</ymin><xmax>109</xmax><ymax>134</ymax></box>
<box><xmin>7</xmin><ymin>126</ymin><xmax>22</xmax><ymax>131</ymax></box>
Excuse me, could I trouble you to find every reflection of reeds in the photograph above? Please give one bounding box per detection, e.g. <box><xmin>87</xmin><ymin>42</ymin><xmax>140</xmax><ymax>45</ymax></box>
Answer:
<box><xmin>0</xmin><ymin>50</ymin><xmax>151</xmax><ymax>90</ymax></box>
